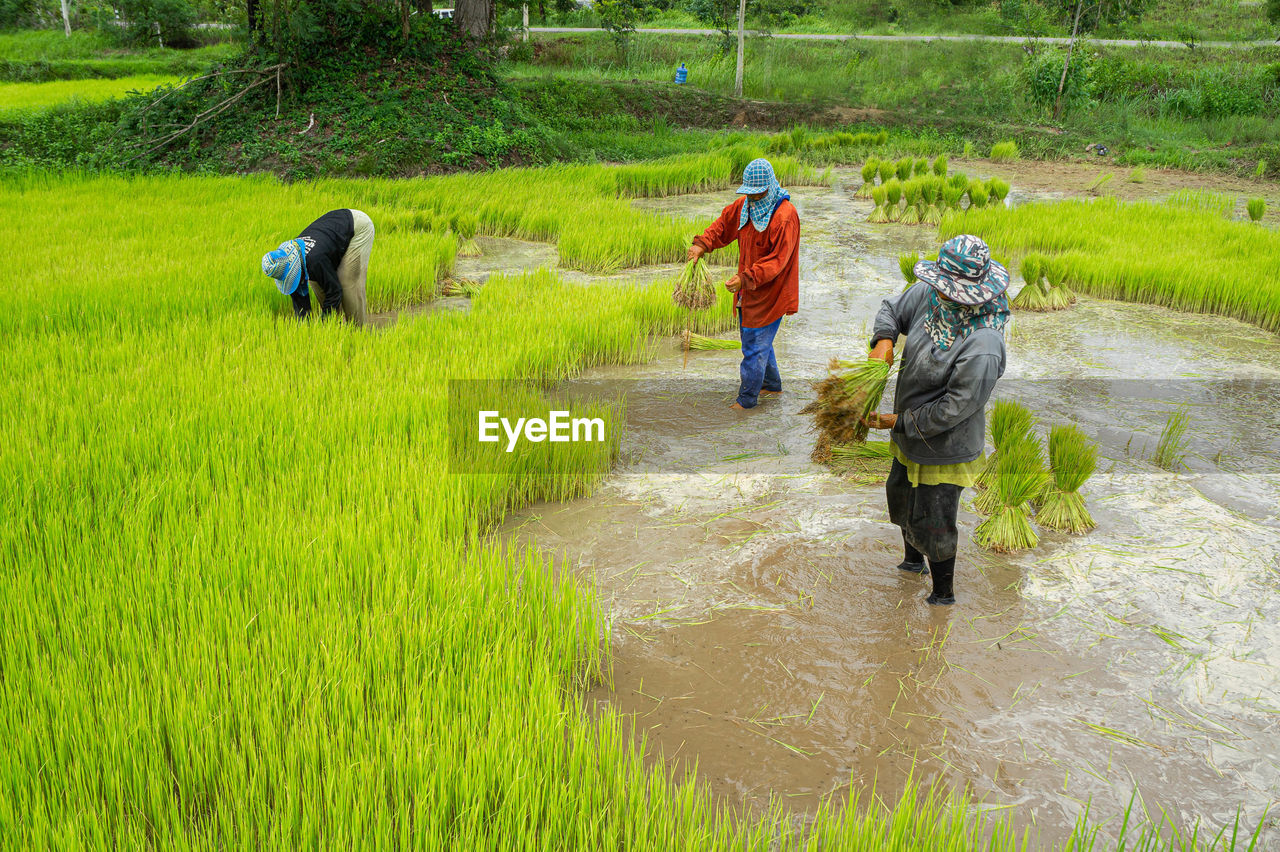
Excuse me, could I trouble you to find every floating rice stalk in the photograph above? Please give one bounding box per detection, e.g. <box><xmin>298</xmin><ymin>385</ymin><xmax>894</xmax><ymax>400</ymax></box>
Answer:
<box><xmin>440</xmin><ymin>278</ymin><xmax>481</xmax><ymax>297</ymax></box>
<box><xmin>1038</xmin><ymin>425</ymin><xmax>1098</xmax><ymax>534</ymax></box>
<box><xmin>1153</xmin><ymin>410</ymin><xmax>1190</xmax><ymax>471</ymax></box>
<box><xmin>671</xmin><ymin>257</ymin><xmax>715</xmax><ymax>311</ymax></box>
<box><xmin>856</xmin><ymin>159</ymin><xmax>879</xmax><ymax>198</ymax></box>
<box><xmin>990</xmin><ymin>141</ymin><xmax>1019</xmax><ymax>162</ymax></box>
<box><xmin>681</xmin><ymin>330</ymin><xmax>739</xmax><ymax>350</ymax></box>
<box><xmin>1247</xmin><ymin>198</ymin><xmax>1266</xmax><ymax>222</ymax></box>
<box><xmin>803</xmin><ymin>356</ymin><xmax>895</xmax><ymax>459</ymax></box>
<box><xmin>974</xmin><ymin>435</ymin><xmax>1048</xmax><ymax>553</ymax></box>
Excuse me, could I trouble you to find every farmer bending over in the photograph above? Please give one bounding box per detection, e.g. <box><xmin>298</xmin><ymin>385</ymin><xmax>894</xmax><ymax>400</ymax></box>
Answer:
<box><xmin>688</xmin><ymin>158</ymin><xmax>800</xmax><ymax>410</ymax></box>
<box><xmin>863</xmin><ymin>235</ymin><xmax>1009</xmax><ymax>605</ymax></box>
<box><xmin>261</xmin><ymin>209</ymin><xmax>375</xmax><ymax>324</ymax></box>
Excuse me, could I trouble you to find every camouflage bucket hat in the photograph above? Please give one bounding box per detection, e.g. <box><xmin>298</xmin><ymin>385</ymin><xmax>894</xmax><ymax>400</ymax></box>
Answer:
<box><xmin>913</xmin><ymin>234</ymin><xmax>1010</xmax><ymax>306</ymax></box>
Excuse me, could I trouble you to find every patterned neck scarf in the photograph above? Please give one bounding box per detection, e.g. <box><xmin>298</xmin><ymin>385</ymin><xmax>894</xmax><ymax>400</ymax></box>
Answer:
<box><xmin>737</xmin><ymin>162</ymin><xmax>791</xmax><ymax>232</ymax></box>
<box><xmin>924</xmin><ymin>288</ymin><xmax>1010</xmax><ymax>351</ymax></box>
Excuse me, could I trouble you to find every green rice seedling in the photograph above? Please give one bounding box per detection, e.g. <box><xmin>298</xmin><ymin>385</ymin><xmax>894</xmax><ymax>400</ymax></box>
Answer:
<box><xmin>974</xmin><ymin>435</ymin><xmax>1049</xmax><ymax>552</ymax></box>
<box><xmin>942</xmin><ymin>184</ymin><xmax>966</xmax><ymax>210</ymax></box>
<box><xmin>884</xmin><ymin>179</ymin><xmax>903</xmax><ymax>222</ymax></box>
<box><xmin>899</xmin><ymin>251</ymin><xmax>920</xmax><ymax>286</ymax></box>
<box><xmin>1165</xmin><ymin>188</ymin><xmax>1233</xmax><ymax>218</ymax></box>
<box><xmin>1128</xmin><ymin>166</ymin><xmax>1147</xmax><ymax>183</ymax></box>
<box><xmin>987</xmin><ymin>177</ymin><xmax>1011</xmax><ymax>205</ymax></box>
<box><xmin>949</xmin><ymin>172</ymin><xmax>970</xmax><ymax>191</ymax></box>
<box><xmin>672</xmin><ymin>257</ymin><xmax>716</xmax><ymax>311</ymax></box>
<box><xmin>857</xmin><ymin>158</ymin><xmax>879</xmax><ymax>197</ymax></box>
<box><xmin>1045</xmin><ymin>284</ymin><xmax>1074</xmax><ymax>310</ymax></box>
<box><xmin>914</xmin><ymin>157</ymin><xmax>930</xmax><ymax>176</ymax></box>
<box><xmin>681</xmin><ymin>330</ymin><xmax>740</xmax><ymax>350</ymax></box>
<box><xmin>900</xmin><ymin>181</ymin><xmax>922</xmax><ymax>226</ymax></box>
<box><xmin>1087</xmin><ymin>173</ymin><xmax>1114</xmax><ymax>194</ymax></box>
<box><xmin>804</xmin><ymin>356</ymin><xmax>895</xmax><ymax>455</ymax></box>
<box><xmin>1038</xmin><ymin>425</ymin><xmax>1098</xmax><ymax>533</ymax></box>
<box><xmin>1255</xmin><ymin>159</ymin><xmax>1268</xmax><ymax>179</ymax></box>
<box><xmin>990</xmin><ymin>141</ymin><xmax>1020</xmax><ymax>162</ymax></box>
<box><xmin>868</xmin><ymin>185</ymin><xmax>890</xmax><ymax>223</ymax></box>
<box><xmin>829</xmin><ymin>440</ymin><xmax>895</xmax><ymax>482</ymax></box>
<box><xmin>1012</xmin><ymin>255</ymin><xmax>1050</xmax><ymax>311</ymax></box>
<box><xmin>967</xmin><ymin>180</ymin><xmax>988</xmax><ymax>209</ymax></box>
<box><xmin>1153</xmin><ymin>410</ymin><xmax>1191</xmax><ymax>471</ymax></box>
<box><xmin>452</xmin><ymin>212</ymin><xmax>482</xmax><ymax>257</ymax></box>
<box><xmin>963</xmin><ymin>141</ymin><xmax>974</xmax><ymax>158</ymax></box>
<box><xmin>920</xmin><ymin>180</ymin><xmax>942</xmax><ymax>225</ymax></box>
<box><xmin>932</xmin><ymin>154</ymin><xmax>948</xmax><ymax>177</ymax></box>
<box><xmin>440</xmin><ymin>277</ymin><xmax>481</xmax><ymax>297</ymax></box>
<box><xmin>975</xmin><ymin>398</ymin><xmax>1036</xmax><ymax>501</ymax></box>
<box><xmin>939</xmin><ymin>195</ymin><xmax>1280</xmax><ymax>333</ymax></box>
<box><xmin>1247</xmin><ymin>198</ymin><xmax>1266</xmax><ymax>222</ymax></box>
<box><xmin>895</xmin><ymin>157</ymin><xmax>913</xmax><ymax>181</ymax></box>
<box><xmin>878</xmin><ymin>159</ymin><xmax>896</xmax><ymax>184</ymax></box>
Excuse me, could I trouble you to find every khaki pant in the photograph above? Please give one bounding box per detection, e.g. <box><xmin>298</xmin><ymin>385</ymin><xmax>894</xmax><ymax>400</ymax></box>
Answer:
<box><xmin>337</xmin><ymin>209</ymin><xmax>375</xmax><ymax>325</ymax></box>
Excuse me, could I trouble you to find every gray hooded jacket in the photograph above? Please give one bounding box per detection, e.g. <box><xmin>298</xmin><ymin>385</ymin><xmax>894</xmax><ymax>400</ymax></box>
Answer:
<box><xmin>871</xmin><ymin>283</ymin><xmax>1007</xmax><ymax>466</ymax></box>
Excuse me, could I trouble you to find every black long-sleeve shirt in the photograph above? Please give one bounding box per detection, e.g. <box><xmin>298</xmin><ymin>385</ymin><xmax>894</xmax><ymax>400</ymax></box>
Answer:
<box><xmin>290</xmin><ymin>209</ymin><xmax>355</xmax><ymax>318</ymax></box>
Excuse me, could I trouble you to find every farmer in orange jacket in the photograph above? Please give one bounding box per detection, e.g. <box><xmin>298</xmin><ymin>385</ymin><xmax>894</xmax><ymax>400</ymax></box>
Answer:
<box><xmin>688</xmin><ymin>158</ymin><xmax>801</xmax><ymax>410</ymax></box>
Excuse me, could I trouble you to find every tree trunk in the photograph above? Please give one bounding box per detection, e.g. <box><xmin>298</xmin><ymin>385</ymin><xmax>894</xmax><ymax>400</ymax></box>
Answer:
<box><xmin>246</xmin><ymin>0</ymin><xmax>260</xmax><ymax>38</ymax></box>
<box><xmin>1054</xmin><ymin>0</ymin><xmax>1084</xmax><ymax>120</ymax></box>
<box><xmin>60</xmin><ymin>0</ymin><xmax>71</xmax><ymax>36</ymax></box>
<box><xmin>522</xmin><ymin>3</ymin><xmax>528</xmax><ymax>41</ymax></box>
<box><xmin>456</xmin><ymin>0</ymin><xmax>494</xmax><ymax>38</ymax></box>
<box><xmin>734</xmin><ymin>0</ymin><xmax>746</xmax><ymax>98</ymax></box>
<box><xmin>402</xmin><ymin>0</ymin><xmax>411</xmax><ymax>39</ymax></box>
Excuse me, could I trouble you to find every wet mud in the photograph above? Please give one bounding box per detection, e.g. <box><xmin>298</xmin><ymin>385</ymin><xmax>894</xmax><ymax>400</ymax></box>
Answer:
<box><xmin>484</xmin><ymin>172</ymin><xmax>1280</xmax><ymax>845</ymax></box>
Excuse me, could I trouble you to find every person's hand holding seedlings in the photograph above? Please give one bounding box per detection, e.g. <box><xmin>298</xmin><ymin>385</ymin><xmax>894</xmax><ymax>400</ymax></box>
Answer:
<box><xmin>863</xmin><ymin>412</ymin><xmax>897</xmax><ymax>430</ymax></box>
<box><xmin>687</xmin><ymin>243</ymin><xmax>705</xmax><ymax>262</ymax></box>
<box><xmin>869</xmin><ymin>338</ymin><xmax>894</xmax><ymax>365</ymax></box>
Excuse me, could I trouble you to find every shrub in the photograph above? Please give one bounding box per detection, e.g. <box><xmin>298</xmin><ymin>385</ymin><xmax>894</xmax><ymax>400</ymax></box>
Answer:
<box><xmin>1022</xmin><ymin>46</ymin><xmax>1094</xmax><ymax>113</ymax></box>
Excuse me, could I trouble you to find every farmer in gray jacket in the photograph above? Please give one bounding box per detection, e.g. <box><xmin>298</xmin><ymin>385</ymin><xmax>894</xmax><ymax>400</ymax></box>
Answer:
<box><xmin>863</xmin><ymin>234</ymin><xmax>1010</xmax><ymax>605</ymax></box>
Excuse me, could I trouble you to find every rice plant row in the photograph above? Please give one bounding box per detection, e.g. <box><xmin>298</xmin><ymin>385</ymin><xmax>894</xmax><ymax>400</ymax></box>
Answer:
<box><xmin>939</xmin><ymin>196</ymin><xmax>1280</xmax><ymax>334</ymax></box>
<box><xmin>859</xmin><ymin>159</ymin><xmax>1009</xmax><ymax>226</ymax></box>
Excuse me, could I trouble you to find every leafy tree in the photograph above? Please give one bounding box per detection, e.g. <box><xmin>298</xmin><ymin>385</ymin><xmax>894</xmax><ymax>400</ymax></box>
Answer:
<box><xmin>597</xmin><ymin>0</ymin><xmax>640</xmax><ymax>60</ymax></box>
<box><xmin>1044</xmin><ymin>0</ymin><xmax>1148</xmax><ymax>32</ymax></box>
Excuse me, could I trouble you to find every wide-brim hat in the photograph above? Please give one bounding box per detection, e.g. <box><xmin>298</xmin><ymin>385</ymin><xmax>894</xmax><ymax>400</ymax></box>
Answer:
<box><xmin>913</xmin><ymin>234</ymin><xmax>1010</xmax><ymax>306</ymax></box>
<box><xmin>736</xmin><ymin>157</ymin><xmax>777</xmax><ymax>195</ymax></box>
<box><xmin>261</xmin><ymin>238</ymin><xmax>306</xmax><ymax>295</ymax></box>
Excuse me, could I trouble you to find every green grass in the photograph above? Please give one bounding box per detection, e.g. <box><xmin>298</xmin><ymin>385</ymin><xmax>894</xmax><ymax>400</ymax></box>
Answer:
<box><xmin>0</xmin><ymin>74</ymin><xmax>183</xmax><ymax>113</ymax></box>
<box><xmin>940</xmin><ymin>196</ymin><xmax>1280</xmax><ymax>333</ymax></box>
<box><xmin>0</xmin><ymin>29</ymin><xmax>237</xmax><ymax>82</ymax></box>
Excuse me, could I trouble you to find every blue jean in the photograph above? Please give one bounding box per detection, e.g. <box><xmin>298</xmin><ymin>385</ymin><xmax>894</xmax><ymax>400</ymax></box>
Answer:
<box><xmin>737</xmin><ymin>316</ymin><xmax>782</xmax><ymax>408</ymax></box>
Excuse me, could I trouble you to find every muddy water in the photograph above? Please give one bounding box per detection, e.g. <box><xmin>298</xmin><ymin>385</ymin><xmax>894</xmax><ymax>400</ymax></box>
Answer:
<box><xmin>487</xmin><ymin>174</ymin><xmax>1280</xmax><ymax>845</ymax></box>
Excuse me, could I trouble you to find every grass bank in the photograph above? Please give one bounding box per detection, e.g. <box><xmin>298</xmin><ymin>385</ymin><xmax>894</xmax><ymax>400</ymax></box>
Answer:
<box><xmin>0</xmin><ymin>75</ymin><xmax>184</xmax><ymax>114</ymax></box>
<box><xmin>0</xmin><ymin>29</ymin><xmax>237</xmax><ymax>82</ymax></box>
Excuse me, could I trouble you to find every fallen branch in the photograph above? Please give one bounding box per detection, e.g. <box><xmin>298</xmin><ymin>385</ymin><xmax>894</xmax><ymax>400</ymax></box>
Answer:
<box><xmin>129</xmin><ymin>70</ymin><xmax>282</xmax><ymax>162</ymax></box>
<box><xmin>297</xmin><ymin>112</ymin><xmax>315</xmax><ymax>135</ymax></box>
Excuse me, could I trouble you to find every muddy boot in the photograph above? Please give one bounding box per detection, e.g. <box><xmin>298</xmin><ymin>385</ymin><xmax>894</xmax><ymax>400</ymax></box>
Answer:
<box><xmin>897</xmin><ymin>532</ymin><xmax>927</xmax><ymax>574</ymax></box>
<box><xmin>926</xmin><ymin>557</ymin><xmax>956</xmax><ymax>605</ymax></box>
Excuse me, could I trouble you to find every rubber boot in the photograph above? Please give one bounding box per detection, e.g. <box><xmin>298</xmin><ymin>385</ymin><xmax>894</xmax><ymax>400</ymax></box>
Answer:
<box><xmin>896</xmin><ymin>532</ymin><xmax>928</xmax><ymax>574</ymax></box>
<box><xmin>926</xmin><ymin>557</ymin><xmax>956</xmax><ymax>605</ymax></box>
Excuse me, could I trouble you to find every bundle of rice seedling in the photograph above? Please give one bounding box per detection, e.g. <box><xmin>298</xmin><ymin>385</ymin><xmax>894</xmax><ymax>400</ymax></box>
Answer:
<box><xmin>868</xmin><ymin>185</ymin><xmax>890</xmax><ymax>223</ymax></box>
<box><xmin>967</xmin><ymin>180</ymin><xmax>988</xmax><ymax>209</ymax></box>
<box><xmin>440</xmin><ymin>278</ymin><xmax>481</xmax><ymax>297</ymax></box>
<box><xmin>930</xmin><ymin>154</ymin><xmax>947</xmax><ymax>177</ymax></box>
<box><xmin>856</xmin><ymin>159</ymin><xmax>879</xmax><ymax>197</ymax></box>
<box><xmin>974</xmin><ymin>398</ymin><xmax>1035</xmax><ymax>508</ymax></box>
<box><xmin>987</xmin><ymin>177</ymin><xmax>1011</xmax><ymax>205</ymax></box>
<box><xmin>802</xmin><ymin>356</ymin><xmax>895</xmax><ymax>456</ymax></box>
<box><xmin>681</xmin><ymin>330</ymin><xmax>740</xmax><ymax>350</ymax></box>
<box><xmin>453</xmin><ymin>212</ymin><xmax>482</xmax><ymax>257</ymax></box>
<box><xmin>942</xmin><ymin>184</ymin><xmax>966</xmax><ymax>211</ymax></box>
<box><xmin>1037</xmin><ymin>424</ymin><xmax>1097</xmax><ymax>533</ymax></box>
<box><xmin>990</xmin><ymin>141</ymin><xmax>1020</xmax><ymax>162</ymax></box>
<box><xmin>885</xmin><ymin>180</ymin><xmax>903</xmax><ymax>221</ymax></box>
<box><xmin>974</xmin><ymin>435</ymin><xmax>1049</xmax><ymax>553</ymax></box>
<box><xmin>895</xmin><ymin>158</ymin><xmax>913</xmax><ymax>181</ymax></box>
<box><xmin>671</xmin><ymin>257</ymin><xmax>716</xmax><ymax>310</ymax></box>
<box><xmin>920</xmin><ymin>180</ymin><xmax>942</xmax><ymax>225</ymax></box>
<box><xmin>1247</xmin><ymin>198</ymin><xmax>1266</xmax><ymax>222</ymax></box>
<box><xmin>899</xmin><ymin>251</ymin><xmax>919</xmax><ymax>286</ymax></box>
<box><xmin>914</xmin><ymin>157</ymin><xmax>930</xmax><ymax>176</ymax></box>
<box><xmin>1153</xmin><ymin>410</ymin><xmax>1190</xmax><ymax>471</ymax></box>
<box><xmin>829</xmin><ymin>439</ymin><xmax>895</xmax><ymax>483</ymax></box>
<box><xmin>949</xmin><ymin>173</ymin><xmax>970</xmax><ymax>191</ymax></box>
<box><xmin>900</xmin><ymin>181</ymin><xmax>922</xmax><ymax>225</ymax></box>
<box><xmin>1011</xmin><ymin>255</ymin><xmax>1050</xmax><ymax>311</ymax></box>
<box><xmin>878</xmin><ymin>160</ymin><xmax>896</xmax><ymax>184</ymax></box>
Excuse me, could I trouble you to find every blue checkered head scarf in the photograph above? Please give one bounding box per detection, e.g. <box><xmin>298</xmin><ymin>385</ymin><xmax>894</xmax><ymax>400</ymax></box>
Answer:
<box><xmin>737</xmin><ymin>158</ymin><xmax>790</xmax><ymax>232</ymax></box>
<box><xmin>261</xmin><ymin>238</ymin><xmax>307</xmax><ymax>295</ymax></box>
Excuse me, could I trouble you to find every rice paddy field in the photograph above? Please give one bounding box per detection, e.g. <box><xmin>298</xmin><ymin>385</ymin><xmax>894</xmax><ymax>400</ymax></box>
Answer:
<box><xmin>4</xmin><ymin>152</ymin><xmax>1280</xmax><ymax>850</ymax></box>
<box><xmin>0</xmin><ymin>75</ymin><xmax>184</xmax><ymax>113</ymax></box>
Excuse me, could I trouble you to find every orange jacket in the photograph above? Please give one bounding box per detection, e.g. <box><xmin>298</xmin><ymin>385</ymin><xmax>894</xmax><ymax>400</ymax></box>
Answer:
<box><xmin>693</xmin><ymin>197</ymin><xmax>800</xmax><ymax>328</ymax></box>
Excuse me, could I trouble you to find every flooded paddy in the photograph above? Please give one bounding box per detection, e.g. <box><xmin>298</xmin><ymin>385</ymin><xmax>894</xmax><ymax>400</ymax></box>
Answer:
<box><xmin>476</xmin><ymin>173</ymin><xmax>1280</xmax><ymax>845</ymax></box>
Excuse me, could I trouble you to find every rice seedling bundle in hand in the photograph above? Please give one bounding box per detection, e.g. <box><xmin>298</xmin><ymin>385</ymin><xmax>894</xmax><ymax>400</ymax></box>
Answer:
<box><xmin>869</xmin><ymin>185</ymin><xmax>890</xmax><ymax>223</ymax></box>
<box><xmin>453</xmin><ymin>212</ymin><xmax>482</xmax><ymax>257</ymax></box>
<box><xmin>899</xmin><ymin>251</ymin><xmax>919</xmax><ymax>286</ymax></box>
<box><xmin>974</xmin><ymin>435</ymin><xmax>1049</xmax><ymax>552</ymax></box>
<box><xmin>671</xmin><ymin>256</ymin><xmax>716</xmax><ymax>310</ymax></box>
<box><xmin>1038</xmin><ymin>425</ymin><xmax>1098</xmax><ymax>533</ymax></box>
<box><xmin>932</xmin><ymin>155</ymin><xmax>948</xmax><ymax>177</ymax></box>
<box><xmin>681</xmin><ymin>330</ymin><xmax>740</xmax><ymax>350</ymax></box>
<box><xmin>896</xmin><ymin>158</ymin><xmax>913</xmax><ymax>181</ymax></box>
<box><xmin>1248</xmin><ymin>198</ymin><xmax>1266</xmax><ymax>222</ymax></box>
<box><xmin>975</xmin><ymin>398</ymin><xmax>1036</xmax><ymax>509</ymax></box>
<box><xmin>857</xmin><ymin>159</ymin><xmax>879</xmax><ymax>197</ymax></box>
<box><xmin>803</xmin><ymin>356</ymin><xmax>894</xmax><ymax>458</ymax></box>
